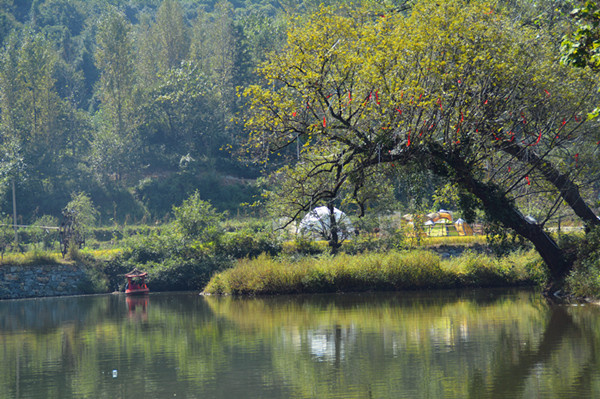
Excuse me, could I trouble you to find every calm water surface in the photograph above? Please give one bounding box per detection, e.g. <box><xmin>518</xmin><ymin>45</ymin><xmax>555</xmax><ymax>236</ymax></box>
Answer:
<box><xmin>0</xmin><ymin>289</ymin><xmax>599</xmax><ymax>398</ymax></box>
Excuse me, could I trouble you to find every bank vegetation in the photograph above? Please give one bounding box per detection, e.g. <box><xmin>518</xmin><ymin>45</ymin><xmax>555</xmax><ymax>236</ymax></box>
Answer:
<box><xmin>203</xmin><ymin>250</ymin><xmax>546</xmax><ymax>295</ymax></box>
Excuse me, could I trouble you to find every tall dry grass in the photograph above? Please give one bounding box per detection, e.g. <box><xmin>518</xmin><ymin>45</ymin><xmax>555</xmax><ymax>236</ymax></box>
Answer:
<box><xmin>203</xmin><ymin>249</ymin><xmax>543</xmax><ymax>295</ymax></box>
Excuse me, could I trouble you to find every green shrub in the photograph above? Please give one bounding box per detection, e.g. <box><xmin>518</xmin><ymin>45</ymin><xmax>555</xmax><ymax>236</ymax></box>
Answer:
<box><xmin>109</xmin><ymin>217</ymin><xmax>235</xmax><ymax>291</ymax></box>
<box><xmin>217</xmin><ymin>228</ymin><xmax>282</xmax><ymax>259</ymax></box>
<box><xmin>102</xmin><ymin>256</ymin><xmax>132</xmax><ymax>291</ymax></box>
<box><xmin>566</xmin><ymin>264</ymin><xmax>600</xmax><ymax>298</ymax></box>
<box><xmin>122</xmin><ymin>229</ymin><xmax>181</xmax><ymax>263</ymax></box>
<box><xmin>173</xmin><ymin>191</ymin><xmax>225</xmax><ymax>242</ymax></box>
<box><xmin>30</xmin><ymin>215</ymin><xmax>59</xmax><ymax>250</ymax></box>
<box><xmin>144</xmin><ymin>256</ymin><xmax>231</xmax><ymax>291</ymax></box>
<box><xmin>565</xmin><ymin>227</ymin><xmax>600</xmax><ymax>297</ymax></box>
<box><xmin>78</xmin><ymin>264</ymin><xmax>110</xmax><ymax>294</ymax></box>
<box><xmin>282</xmin><ymin>236</ymin><xmax>327</xmax><ymax>256</ymax></box>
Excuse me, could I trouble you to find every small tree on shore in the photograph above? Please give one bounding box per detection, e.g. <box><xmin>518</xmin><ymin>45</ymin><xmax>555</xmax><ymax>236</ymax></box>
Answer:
<box><xmin>63</xmin><ymin>192</ymin><xmax>98</xmax><ymax>249</ymax></box>
<box><xmin>173</xmin><ymin>191</ymin><xmax>224</xmax><ymax>243</ymax></box>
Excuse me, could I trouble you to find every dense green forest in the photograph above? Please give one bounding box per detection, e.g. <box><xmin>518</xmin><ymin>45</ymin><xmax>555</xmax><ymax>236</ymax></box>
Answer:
<box><xmin>0</xmin><ymin>0</ymin><xmax>298</xmax><ymax>224</ymax></box>
<box><xmin>0</xmin><ymin>0</ymin><xmax>450</xmax><ymax>227</ymax></box>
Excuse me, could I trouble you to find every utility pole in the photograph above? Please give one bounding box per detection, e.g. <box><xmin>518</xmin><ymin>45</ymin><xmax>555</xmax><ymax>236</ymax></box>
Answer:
<box><xmin>12</xmin><ymin>178</ymin><xmax>18</xmax><ymax>244</ymax></box>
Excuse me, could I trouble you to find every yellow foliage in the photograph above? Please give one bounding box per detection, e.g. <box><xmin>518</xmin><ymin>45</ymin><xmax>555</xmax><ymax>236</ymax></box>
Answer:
<box><xmin>240</xmin><ymin>0</ymin><xmax>597</xmax><ymax>252</ymax></box>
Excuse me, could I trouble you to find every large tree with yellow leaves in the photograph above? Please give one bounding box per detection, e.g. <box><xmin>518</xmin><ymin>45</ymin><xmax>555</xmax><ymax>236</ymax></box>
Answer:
<box><xmin>243</xmin><ymin>0</ymin><xmax>600</xmax><ymax>285</ymax></box>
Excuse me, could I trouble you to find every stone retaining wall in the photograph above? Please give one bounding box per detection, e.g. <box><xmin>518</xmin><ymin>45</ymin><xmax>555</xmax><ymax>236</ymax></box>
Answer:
<box><xmin>0</xmin><ymin>264</ymin><xmax>89</xmax><ymax>300</ymax></box>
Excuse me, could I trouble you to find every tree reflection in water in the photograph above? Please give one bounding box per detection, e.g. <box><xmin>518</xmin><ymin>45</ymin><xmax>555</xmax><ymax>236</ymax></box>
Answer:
<box><xmin>481</xmin><ymin>304</ymin><xmax>594</xmax><ymax>398</ymax></box>
<box><xmin>1</xmin><ymin>290</ymin><xmax>600</xmax><ymax>398</ymax></box>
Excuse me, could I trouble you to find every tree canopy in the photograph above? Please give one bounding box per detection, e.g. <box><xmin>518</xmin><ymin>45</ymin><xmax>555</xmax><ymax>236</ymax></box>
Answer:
<box><xmin>243</xmin><ymin>0</ymin><xmax>600</xmax><ymax>284</ymax></box>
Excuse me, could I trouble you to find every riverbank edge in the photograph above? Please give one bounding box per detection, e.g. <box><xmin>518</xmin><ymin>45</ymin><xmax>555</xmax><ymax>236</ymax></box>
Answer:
<box><xmin>0</xmin><ymin>263</ymin><xmax>97</xmax><ymax>300</ymax></box>
<box><xmin>203</xmin><ymin>248</ymin><xmax>547</xmax><ymax>296</ymax></box>
<box><xmin>0</xmin><ymin>245</ymin><xmax>547</xmax><ymax>300</ymax></box>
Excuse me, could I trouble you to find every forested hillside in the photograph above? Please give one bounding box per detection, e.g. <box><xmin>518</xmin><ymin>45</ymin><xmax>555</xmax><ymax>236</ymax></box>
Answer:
<box><xmin>1</xmin><ymin>0</ymin><xmax>598</xmax><ymax>233</ymax></box>
<box><xmin>0</xmin><ymin>0</ymin><xmax>299</xmax><ymax>224</ymax></box>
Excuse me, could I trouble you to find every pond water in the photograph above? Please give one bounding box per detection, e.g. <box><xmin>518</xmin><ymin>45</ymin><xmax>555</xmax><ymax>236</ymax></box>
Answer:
<box><xmin>0</xmin><ymin>289</ymin><xmax>599</xmax><ymax>398</ymax></box>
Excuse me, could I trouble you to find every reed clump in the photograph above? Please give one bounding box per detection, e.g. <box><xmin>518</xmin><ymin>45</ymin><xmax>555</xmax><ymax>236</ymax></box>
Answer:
<box><xmin>203</xmin><ymin>249</ymin><xmax>543</xmax><ymax>295</ymax></box>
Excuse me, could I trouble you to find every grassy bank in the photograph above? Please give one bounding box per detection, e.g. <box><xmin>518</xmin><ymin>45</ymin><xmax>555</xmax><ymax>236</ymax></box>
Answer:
<box><xmin>0</xmin><ymin>251</ymin><xmax>66</xmax><ymax>266</ymax></box>
<box><xmin>203</xmin><ymin>249</ymin><xmax>545</xmax><ymax>295</ymax></box>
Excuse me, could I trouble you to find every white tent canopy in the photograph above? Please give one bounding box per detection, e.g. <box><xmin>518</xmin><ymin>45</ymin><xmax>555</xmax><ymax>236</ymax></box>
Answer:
<box><xmin>299</xmin><ymin>206</ymin><xmax>354</xmax><ymax>239</ymax></box>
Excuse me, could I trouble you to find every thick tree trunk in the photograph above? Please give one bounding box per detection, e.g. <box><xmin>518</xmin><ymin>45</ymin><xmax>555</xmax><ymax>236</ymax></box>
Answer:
<box><xmin>433</xmin><ymin>149</ymin><xmax>571</xmax><ymax>284</ymax></box>
<box><xmin>327</xmin><ymin>203</ymin><xmax>341</xmax><ymax>254</ymax></box>
<box><xmin>463</xmin><ymin>176</ymin><xmax>569</xmax><ymax>282</ymax></box>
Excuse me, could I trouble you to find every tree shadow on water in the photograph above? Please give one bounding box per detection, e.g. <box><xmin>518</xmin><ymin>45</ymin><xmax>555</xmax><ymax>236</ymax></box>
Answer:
<box><xmin>470</xmin><ymin>305</ymin><xmax>598</xmax><ymax>398</ymax></box>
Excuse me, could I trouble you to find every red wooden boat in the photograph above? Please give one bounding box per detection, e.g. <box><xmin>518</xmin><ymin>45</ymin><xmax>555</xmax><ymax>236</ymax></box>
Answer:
<box><xmin>125</xmin><ymin>268</ymin><xmax>149</xmax><ymax>295</ymax></box>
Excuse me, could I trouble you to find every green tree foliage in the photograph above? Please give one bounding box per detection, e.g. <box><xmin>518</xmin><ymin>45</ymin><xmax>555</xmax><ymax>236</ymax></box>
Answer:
<box><xmin>0</xmin><ymin>0</ymin><xmax>453</xmax><ymax>225</ymax></box>
<box><xmin>93</xmin><ymin>8</ymin><xmax>139</xmax><ymax>181</ymax></box>
<box><xmin>562</xmin><ymin>0</ymin><xmax>600</xmax><ymax>124</ymax></box>
<box><xmin>562</xmin><ymin>0</ymin><xmax>600</xmax><ymax>71</ymax></box>
<box><xmin>0</xmin><ymin>31</ymin><xmax>87</xmax><ymax>198</ymax></box>
<box><xmin>243</xmin><ymin>1</ymin><xmax>600</xmax><ymax>284</ymax></box>
<box><xmin>0</xmin><ymin>137</ymin><xmax>24</xmax><ymax>193</ymax></box>
<box><xmin>0</xmin><ymin>0</ymin><xmax>287</xmax><ymax>224</ymax></box>
<box><xmin>153</xmin><ymin>0</ymin><xmax>190</xmax><ymax>72</ymax></box>
<box><xmin>0</xmin><ymin>9</ymin><xmax>19</xmax><ymax>46</ymax></box>
<box><xmin>0</xmin><ymin>32</ymin><xmax>62</xmax><ymax>153</ymax></box>
<box><xmin>139</xmin><ymin>61</ymin><xmax>218</xmax><ymax>156</ymax></box>
<box><xmin>133</xmin><ymin>0</ymin><xmax>190</xmax><ymax>85</ymax></box>
<box><xmin>33</xmin><ymin>0</ymin><xmax>85</xmax><ymax>36</ymax></box>
<box><xmin>64</xmin><ymin>191</ymin><xmax>99</xmax><ymax>239</ymax></box>
<box><xmin>173</xmin><ymin>190</ymin><xmax>224</xmax><ymax>242</ymax></box>
<box><xmin>238</xmin><ymin>7</ymin><xmax>286</xmax><ymax>69</ymax></box>
<box><xmin>95</xmin><ymin>9</ymin><xmax>135</xmax><ymax>134</ymax></box>
<box><xmin>561</xmin><ymin>2</ymin><xmax>600</xmax><ymax>221</ymax></box>
<box><xmin>191</xmin><ymin>1</ymin><xmax>251</xmax><ymax>136</ymax></box>
<box><xmin>132</xmin><ymin>13</ymin><xmax>160</xmax><ymax>86</ymax></box>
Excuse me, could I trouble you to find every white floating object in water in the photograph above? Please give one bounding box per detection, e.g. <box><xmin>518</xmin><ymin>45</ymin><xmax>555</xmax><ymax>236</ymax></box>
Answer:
<box><xmin>112</xmin><ymin>370</ymin><xmax>118</xmax><ymax>378</ymax></box>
